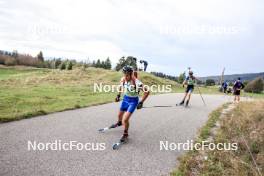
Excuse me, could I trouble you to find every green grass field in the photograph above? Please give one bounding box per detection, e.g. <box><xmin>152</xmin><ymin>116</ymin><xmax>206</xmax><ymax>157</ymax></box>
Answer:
<box><xmin>0</xmin><ymin>66</ymin><xmax>263</xmax><ymax>122</ymax></box>
<box><xmin>0</xmin><ymin>66</ymin><xmax>181</xmax><ymax>122</ymax></box>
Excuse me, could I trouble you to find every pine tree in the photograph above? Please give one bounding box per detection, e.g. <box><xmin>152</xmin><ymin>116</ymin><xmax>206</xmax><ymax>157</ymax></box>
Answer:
<box><xmin>59</xmin><ymin>61</ymin><xmax>66</xmax><ymax>70</ymax></box>
<box><xmin>105</xmin><ymin>57</ymin><xmax>112</xmax><ymax>70</ymax></box>
<box><xmin>95</xmin><ymin>59</ymin><xmax>101</xmax><ymax>68</ymax></box>
<box><xmin>66</xmin><ymin>61</ymin><xmax>73</xmax><ymax>70</ymax></box>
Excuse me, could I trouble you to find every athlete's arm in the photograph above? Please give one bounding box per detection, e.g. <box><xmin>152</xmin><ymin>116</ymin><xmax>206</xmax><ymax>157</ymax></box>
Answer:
<box><xmin>117</xmin><ymin>84</ymin><xmax>122</xmax><ymax>96</ymax></box>
<box><xmin>115</xmin><ymin>87</ymin><xmax>122</xmax><ymax>102</ymax></box>
<box><xmin>182</xmin><ymin>78</ymin><xmax>187</xmax><ymax>87</ymax></box>
<box><xmin>137</xmin><ymin>84</ymin><xmax>149</xmax><ymax>109</ymax></box>
<box><xmin>115</xmin><ymin>78</ymin><xmax>124</xmax><ymax>102</ymax></box>
<box><xmin>241</xmin><ymin>83</ymin><xmax>245</xmax><ymax>89</ymax></box>
<box><xmin>140</xmin><ymin>84</ymin><xmax>150</xmax><ymax>103</ymax></box>
<box><xmin>194</xmin><ymin>76</ymin><xmax>198</xmax><ymax>85</ymax></box>
<box><xmin>135</xmin><ymin>79</ymin><xmax>149</xmax><ymax>103</ymax></box>
<box><xmin>233</xmin><ymin>81</ymin><xmax>237</xmax><ymax>88</ymax></box>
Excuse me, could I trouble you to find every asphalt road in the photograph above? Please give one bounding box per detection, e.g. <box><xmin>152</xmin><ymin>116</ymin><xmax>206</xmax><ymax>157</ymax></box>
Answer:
<box><xmin>0</xmin><ymin>93</ymin><xmax>231</xmax><ymax>176</ymax></box>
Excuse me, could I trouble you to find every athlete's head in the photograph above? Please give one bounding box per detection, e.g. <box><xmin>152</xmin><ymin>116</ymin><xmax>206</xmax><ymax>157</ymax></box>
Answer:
<box><xmin>238</xmin><ymin>77</ymin><xmax>241</xmax><ymax>80</ymax></box>
<box><xmin>122</xmin><ymin>65</ymin><xmax>134</xmax><ymax>80</ymax></box>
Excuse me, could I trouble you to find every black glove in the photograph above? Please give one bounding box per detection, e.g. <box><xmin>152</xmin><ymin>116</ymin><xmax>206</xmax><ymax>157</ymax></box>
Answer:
<box><xmin>115</xmin><ymin>94</ymin><xmax>121</xmax><ymax>102</ymax></box>
<box><xmin>137</xmin><ymin>101</ymin><xmax>143</xmax><ymax>109</ymax></box>
<box><xmin>182</xmin><ymin>84</ymin><xmax>185</xmax><ymax>88</ymax></box>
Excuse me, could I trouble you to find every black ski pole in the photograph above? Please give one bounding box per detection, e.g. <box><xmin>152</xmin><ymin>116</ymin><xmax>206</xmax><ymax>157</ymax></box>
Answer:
<box><xmin>197</xmin><ymin>86</ymin><xmax>206</xmax><ymax>106</ymax></box>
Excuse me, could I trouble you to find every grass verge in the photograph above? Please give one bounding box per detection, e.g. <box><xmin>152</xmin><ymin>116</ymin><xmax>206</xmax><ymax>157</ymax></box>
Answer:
<box><xmin>171</xmin><ymin>101</ymin><xmax>264</xmax><ymax>176</ymax></box>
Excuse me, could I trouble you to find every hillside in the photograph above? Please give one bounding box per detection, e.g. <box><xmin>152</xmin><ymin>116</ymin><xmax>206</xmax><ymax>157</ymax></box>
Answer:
<box><xmin>199</xmin><ymin>72</ymin><xmax>264</xmax><ymax>83</ymax></box>
<box><xmin>0</xmin><ymin>66</ymin><xmax>180</xmax><ymax>122</ymax></box>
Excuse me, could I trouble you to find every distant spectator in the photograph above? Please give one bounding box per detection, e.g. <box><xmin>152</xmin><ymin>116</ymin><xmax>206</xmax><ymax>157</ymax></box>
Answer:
<box><xmin>222</xmin><ymin>81</ymin><xmax>228</xmax><ymax>93</ymax></box>
<box><xmin>139</xmin><ymin>60</ymin><xmax>148</xmax><ymax>72</ymax></box>
<box><xmin>233</xmin><ymin>77</ymin><xmax>245</xmax><ymax>103</ymax></box>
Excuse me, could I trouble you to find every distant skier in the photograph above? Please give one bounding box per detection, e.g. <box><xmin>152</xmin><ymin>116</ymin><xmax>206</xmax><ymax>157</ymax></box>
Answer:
<box><xmin>178</xmin><ymin>70</ymin><xmax>196</xmax><ymax>107</ymax></box>
<box><xmin>233</xmin><ymin>77</ymin><xmax>244</xmax><ymax>103</ymax></box>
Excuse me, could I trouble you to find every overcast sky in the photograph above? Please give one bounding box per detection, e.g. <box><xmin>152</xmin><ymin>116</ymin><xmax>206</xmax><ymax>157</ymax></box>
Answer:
<box><xmin>0</xmin><ymin>0</ymin><xmax>263</xmax><ymax>76</ymax></box>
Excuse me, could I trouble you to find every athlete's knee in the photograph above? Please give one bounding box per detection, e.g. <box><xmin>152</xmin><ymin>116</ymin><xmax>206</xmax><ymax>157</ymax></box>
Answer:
<box><xmin>118</xmin><ymin>114</ymin><xmax>123</xmax><ymax>119</ymax></box>
<box><xmin>123</xmin><ymin>117</ymin><xmax>129</xmax><ymax>124</ymax></box>
<box><xmin>118</xmin><ymin>111</ymin><xmax>124</xmax><ymax>117</ymax></box>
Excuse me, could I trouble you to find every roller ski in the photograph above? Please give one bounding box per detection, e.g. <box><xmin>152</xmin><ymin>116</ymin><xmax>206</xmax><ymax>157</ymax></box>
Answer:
<box><xmin>98</xmin><ymin>121</ymin><xmax>122</xmax><ymax>133</ymax></box>
<box><xmin>176</xmin><ymin>100</ymin><xmax>190</xmax><ymax>107</ymax></box>
<box><xmin>112</xmin><ymin>134</ymin><xmax>128</xmax><ymax>150</ymax></box>
<box><xmin>176</xmin><ymin>100</ymin><xmax>184</xmax><ymax>106</ymax></box>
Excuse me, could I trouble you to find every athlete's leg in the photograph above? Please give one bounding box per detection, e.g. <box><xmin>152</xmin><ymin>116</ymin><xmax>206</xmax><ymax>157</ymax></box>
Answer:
<box><xmin>234</xmin><ymin>95</ymin><xmax>237</xmax><ymax>102</ymax></box>
<box><xmin>110</xmin><ymin>111</ymin><xmax>125</xmax><ymax>128</ymax></box>
<box><xmin>183</xmin><ymin>92</ymin><xmax>188</xmax><ymax>101</ymax></box>
<box><xmin>185</xmin><ymin>92</ymin><xmax>192</xmax><ymax>106</ymax></box>
<box><xmin>180</xmin><ymin>92</ymin><xmax>188</xmax><ymax>105</ymax></box>
<box><xmin>111</xmin><ymin>98</ymin><xmax>129</xmax><ymax>128</ymax></box>
<box><xmin>120</xmin><ymin>97</ymin><xmax>138</xmax><ymax>141</ymax></box>
<box><xmin>122</xmin><ymin>112</ymin><xmax>132</xmax><ymax>134</ymax></box>
<box><xmin>118</xmin><ymin>111</ymin><xmax>125</xmax><ymax>122</ymax></box>
<box><xmin>185</xmin><ymin>86</ymin><xmax>194</xmax><ymax>106</ymax></box>
<box><xmin>187</xmin><ymin>92</ymin><xmax>192</xmax><ymax>101</ymax></box>
<box><xmin>188</xmin><ymin>91</ymin><xmax>192</xmax><ymax>100</ymax></box>
<box><xmin>120</xmin><ymin>111</ymin><xmax>133</xmax><ymax>142</ymax></box>
<box><xmin>236</xmin><ymin>91</ymin><xmax>239</xmax><ymax>102</ymax></box>
<box><xmin>237</xmin><ymin>90</ymin><xmax>241</xmax><ymax>102</ymax></box>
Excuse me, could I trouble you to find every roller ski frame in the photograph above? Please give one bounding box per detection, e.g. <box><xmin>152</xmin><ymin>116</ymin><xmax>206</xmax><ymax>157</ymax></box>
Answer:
<box><xmin>98</xmin><ymin>127</ymin><xmax>110</xmax><ymax>133</ymax></box>
<box><xmin>98</xmin><ymin>122</ymin><xmax>122</xmax><ymax>133</ymax></box>
<box><xmin>112</xmin><ymin>136</ymin><xmax>128</xmax><ymax>150</ymax></box>
<box><xmin>112</xmin><ymin>140</ymin><xmax>127</xmax><ymax>150</ymax></box>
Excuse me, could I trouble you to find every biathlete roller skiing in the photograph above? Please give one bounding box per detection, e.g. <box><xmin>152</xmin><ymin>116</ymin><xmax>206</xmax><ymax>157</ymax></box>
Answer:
<box><xmin>99</xmin><ymin>65</ymin><xmax>150</xmax><ymax>150</ymax></box>
<box><xmin>177</xmin><ymin>70</ymin><xmax>197</xmax><ymax>107</ymax></box>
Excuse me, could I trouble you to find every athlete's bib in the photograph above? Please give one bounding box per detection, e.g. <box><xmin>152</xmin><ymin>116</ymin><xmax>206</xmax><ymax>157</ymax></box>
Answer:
<box><xmin>186</xmin><ymin>76</ymin><xmax>195</xmax><ymax>85</ymax></box>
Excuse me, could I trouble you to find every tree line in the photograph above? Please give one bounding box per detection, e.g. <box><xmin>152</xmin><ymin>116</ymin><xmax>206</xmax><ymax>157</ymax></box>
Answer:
<box><xmin>1</xmin><ymin>49</ymin><xmax>263</xmax><ymax>93</ymax></box>
<box><xmin>91</xmin><ymin>58</ymin><xmax>111</xmax><ymax>69</ymax></box>
<box><xmin>151</xmin><ymin>72</ymin><xmax>178</xmax><ymax>82</ymax></box>
<box><xmin>0</xmin><ymin>50</ymin><xmax>146</xmax><ymax>72</ymax></box>
<box><xmin>0</xmin><ymin>50</ymin><xmax>112</xmax><ymax>70</ymax></box>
